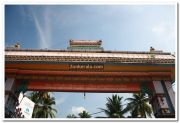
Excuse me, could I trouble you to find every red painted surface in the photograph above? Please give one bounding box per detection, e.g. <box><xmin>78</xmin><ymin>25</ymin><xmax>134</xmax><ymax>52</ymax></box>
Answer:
<box><xmin>7</xmin><ymin>68</ymin><xmax>171</xmax><ymax>93</ymax></box>
<box><xmin>5</xmin><ymin>69</ymin><xmax>171</xmax><ymax>77</ymax></box>
<box><xmin>27</xmin><ymin>81</ymin><xmax>141</xmax><ymax>92</ymax></box>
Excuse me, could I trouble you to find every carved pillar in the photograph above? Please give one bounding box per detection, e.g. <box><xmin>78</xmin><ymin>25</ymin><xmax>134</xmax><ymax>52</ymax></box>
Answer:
<box><xmin>5</xmin><ymin>78</ymin><xmax>16</xmax><ymax>103</ymax></box>
<box><xmin>150</xmin><ymin>80</ymin><xmax>175</xmax><ymax>118</ymax></box>
<box><xmin>5</xmin><ymin>78</ymin><xmax>19</xmax><ymax>117</ymax></box>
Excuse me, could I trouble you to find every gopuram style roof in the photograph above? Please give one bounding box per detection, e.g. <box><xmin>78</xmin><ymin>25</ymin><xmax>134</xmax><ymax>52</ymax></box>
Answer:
<box><xmin>69</xmin><ymin>40</ymin><xmax>102</xmax><ymax>45</ymax></box>
<box><xmin>5</xmin><ymin>48</ymin><xmax>175</xmax><ymax>64</ymax></box>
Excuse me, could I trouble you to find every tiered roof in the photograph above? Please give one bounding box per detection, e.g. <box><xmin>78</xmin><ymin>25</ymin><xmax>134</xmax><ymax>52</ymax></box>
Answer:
<box><xmin>5</xmin><ymin>49</ymin><xmax>175</xmax><ymax>64</ymax></box>
<box><xmin>69</xmin><ymin>40</ymin><xmax>102</xmax><ymax>45</ymax></box>
<box><xmin>5</xmin><ymin>40</ymin><xmax>175</xmax><ymax>64</ymax></box>
<box><xmin>68</xmin><ymin>40</ymin><xmax>103</xmax><ymax>51</ymax></box>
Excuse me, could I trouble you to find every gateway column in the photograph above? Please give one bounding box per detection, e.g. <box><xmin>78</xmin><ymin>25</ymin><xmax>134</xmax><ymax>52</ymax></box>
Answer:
<box><xmin>150</xmin><ymin>80</ymin><xmax>175</xmax><ymax>118</ymax></box>
<box><xmin>5</xmin><ymin>78</ymin><xmax>16</xmax><ymax>103</ymax></box>
<box><xmin>5</xmin><ymin>78</ymin><xmax>18</xmax><ymax>117</ymax></box>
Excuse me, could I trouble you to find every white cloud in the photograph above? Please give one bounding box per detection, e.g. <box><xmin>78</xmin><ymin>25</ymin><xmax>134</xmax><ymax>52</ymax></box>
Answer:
<box><xmin>151</xmin><ymin>22</ymin><xmax>175</xmax><ymax>38</ymax></box>
<box><xmin>56</xmin><ymin>97</ymin><xmax>65</xmax><ymax>105</ymax></box>
<box><xmin>152</xmin><ymin>23</ymin><xmax>166</xmax><ymax>35</ymax></box>
<box><xmin>53</xmin><ymin>93</ymin><xmax>68</xmax><ymax>105</ymax></box>
<box><xmin>151</xmin><ymin>22</ymin><xmax>175</xmax><ymax>51</ymax></box>
<box><xmin>71</xmin><ymin>106</ymin><xmax>86</xmax><ymax>115</ymax></box>
<box><xmin>31</xmin><ymin>7</ymin><xmax>52</xmax><ymax>49</ymax></box>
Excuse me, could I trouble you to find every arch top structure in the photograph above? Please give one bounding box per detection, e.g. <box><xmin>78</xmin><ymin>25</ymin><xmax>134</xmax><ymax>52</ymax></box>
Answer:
<box><xmin>5</xmin><ymin>40</ymin><xmax>175</xmax><ymax>118</ymax></box>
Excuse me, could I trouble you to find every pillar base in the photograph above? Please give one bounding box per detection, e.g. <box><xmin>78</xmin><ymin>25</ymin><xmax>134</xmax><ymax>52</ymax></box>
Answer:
<box><xmin>155</xmin><ymin>113</ymin><xmax>175</xmax><ymax>118</ymax></box>
<box><xmin>151</xmin><ymin>81</ymin><xmax>175</xmax><ymax>118</ymax></box>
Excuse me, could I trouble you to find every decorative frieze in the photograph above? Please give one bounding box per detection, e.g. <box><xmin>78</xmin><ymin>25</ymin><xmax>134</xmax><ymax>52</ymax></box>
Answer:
<box><xmin>5</xmin><ymin>55</ymin><xmax>175</xmax><ymax>64</ymax></box>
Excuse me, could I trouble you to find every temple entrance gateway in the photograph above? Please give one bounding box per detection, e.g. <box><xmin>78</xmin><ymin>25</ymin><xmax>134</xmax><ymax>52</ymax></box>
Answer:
<box><xmin>5</xmin><ymin>40</ymin><xmax>175</xmax><ymax>118</ymax></box>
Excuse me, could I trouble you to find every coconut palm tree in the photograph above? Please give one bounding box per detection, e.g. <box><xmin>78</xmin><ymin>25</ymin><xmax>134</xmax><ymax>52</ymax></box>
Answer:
<box><xmin>100</xmin><ymin>94</ymin><xmax>127</xmax><ymax>118</ymax></box>
<box><xmin>67</xmin><ymin>114</ymin><xmax>77</xmax><ymax>118</ymax></box>
<box><xmin>29</xmin><ymin>91</ymin><xmax>57</xmax><ymax>118</ymax></box>
<box><xmin>125</xmin><ymin>93</ymin><xmax>152</xmax><ymax>118</ymax></box>
<box><xmin>78</xmin><ymin>110</ymin><xmax>91</xmax><ymax>118</ymax></box>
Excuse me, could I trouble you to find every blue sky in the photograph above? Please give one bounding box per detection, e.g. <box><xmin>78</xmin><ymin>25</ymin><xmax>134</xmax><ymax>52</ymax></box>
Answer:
<box><xmin>5</xmin><ymin>5</ymin><xmax>176</xmax><ymax>118</ymax></box>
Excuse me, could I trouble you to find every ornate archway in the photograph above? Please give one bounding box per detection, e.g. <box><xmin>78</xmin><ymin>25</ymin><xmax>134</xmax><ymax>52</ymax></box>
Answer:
<box><xmin>5</xmin><ymin>40</ymin><xmax>175</xmax><ymax>118</ymax></box>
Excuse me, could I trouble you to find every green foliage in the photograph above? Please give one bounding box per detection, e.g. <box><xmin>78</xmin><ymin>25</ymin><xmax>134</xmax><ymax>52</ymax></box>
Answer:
<box><xmin>66</xmin><ymin>111</ymin><xmax>91</xmax><ymax>118</ymax></box>
<box><xmin>100</xmin><ymin>94</ymin><xmax>127</xmax><ymax>118</ymax></box>
<box><xmin>67</xmin><ymin>114</ymin><xmax>77</xmax><ymax>118</ymax></box>
<box><xmin>141</xmin><ymin>83</ymin><xmax>153</xmax><ymax>96</ymax></box>
<box><xmin>78</xmin><ymin>110</ymin><xmax>91</xmax><ymax>118</ymax></box>
<box><xmin>29</xmin><ymin>91</ymin><xmax>57</xmax><ymax>118</ymax></box>
<box><xmin>125</xmin><ymin>93</ymin><xmax>152</xmax><ymax>118</ymax></box>
<box><xmin>16</xmin><ymin>81</ymin><xmax>28</xmax><ymax>93</ymax></box>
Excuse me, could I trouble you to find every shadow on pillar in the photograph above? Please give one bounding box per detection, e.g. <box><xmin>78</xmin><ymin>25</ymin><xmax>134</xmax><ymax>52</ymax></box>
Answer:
<box><xmin>5</xmin><ymin>78</ymin><xmax>27</xmax><ymax>118</ymax></box>
<box><xmin>149</xmin><ymin>80</ymin><xmax>175</xmax><ymax>118</ymax></box>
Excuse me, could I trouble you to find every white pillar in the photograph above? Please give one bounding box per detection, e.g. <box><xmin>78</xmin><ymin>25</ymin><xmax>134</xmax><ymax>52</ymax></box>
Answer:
<box><xmin>151</xmin><ymin>81</ymin><xmax>175</xmax><ymax>117</ymax></box>
<box><xmin>5</xmin><ymin>78</ymin><xmax>15</xmax><ymax>103</ymax></box>
<box><xmin>165</xmin><ymin>81</ymin><xmax>175</xmax><ymax>109</ymax></box>
<box><xmin>5</xmin><ymin>78</ymin><xmax>15</xmax><ymax>92</ymax></box>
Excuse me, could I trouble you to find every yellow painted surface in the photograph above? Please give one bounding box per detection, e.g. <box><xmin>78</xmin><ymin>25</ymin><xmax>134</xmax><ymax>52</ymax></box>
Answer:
<box><xmin>6</xmin><ymin>63</ymin><xmax>69</xmax><ymax>71</ymax></box>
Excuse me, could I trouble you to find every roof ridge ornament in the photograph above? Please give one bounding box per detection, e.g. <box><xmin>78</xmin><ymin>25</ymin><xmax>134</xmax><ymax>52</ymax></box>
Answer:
<box><xmin>150</xmin><ymin>46</ymin><xmax>155</xmax><ymax>52</ymax></box>
<box><xmin>14</xmin><ymin>43</ymin><xmax>21</xmax><ymax>49</ymax></box>
<box><xmin>150</xmin><ymin>46</ymin><xmax>163</xmax><ymax>53</ymax></box>
<box><xmin>6</xmin><ymin>42</ymin><xmax>21</xmax><ymax>49</ymax></box>
<box><xmin>67</xmin><ymin>39</ymin><xmax>103</xmax><ymax>51</ymax></box>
